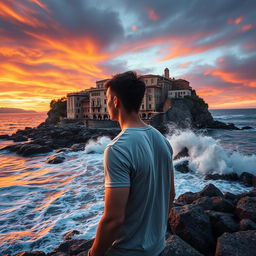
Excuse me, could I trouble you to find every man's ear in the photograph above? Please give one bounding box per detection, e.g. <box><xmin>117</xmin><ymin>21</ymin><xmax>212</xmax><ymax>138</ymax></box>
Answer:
<box><xmin>113</xmin><ymin>96</ymin><xmax>119</xmax><ymax>108</ymax></box>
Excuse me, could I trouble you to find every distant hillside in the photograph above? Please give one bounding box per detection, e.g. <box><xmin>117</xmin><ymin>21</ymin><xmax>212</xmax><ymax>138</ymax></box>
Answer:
<box><xmin>0</xmin><ymin>108</ymin><xmax>37</xmax><ymax>113</ymax></box>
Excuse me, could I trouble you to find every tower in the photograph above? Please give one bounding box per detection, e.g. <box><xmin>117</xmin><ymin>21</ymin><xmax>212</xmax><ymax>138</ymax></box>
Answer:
<box><xmin>164</xmin><ymin>68</ymin><xmax>169</xmax><ymax>79</ymax></box>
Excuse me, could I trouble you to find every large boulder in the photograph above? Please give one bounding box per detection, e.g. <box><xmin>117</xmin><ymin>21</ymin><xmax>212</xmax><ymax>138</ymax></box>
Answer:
<box><xmin>163</xmin><ymin>235</ymin><xmax>203</xmax><ymax>256</ymax></box>
<box><xmin>174</xmin><ymin>160</ymin><xmax>191</xmax><ymax>173</ymax></box>
<box><xmin>215</xmin><ymin>230</ymin><xmax>256</xmax><ymax>256</ymax></box>
<box><xmin>206</xmin><ymin>210</ymin><xmax>239</xmax><ymax>237</ymax></box>
<box><xmin>176</xmin><ymin>191</ymin><xmax>199</xmax><ymax>204</ymax></box>
<box><xmin>198</xmin><ymin>184</ymin><xmax>224</xmax><ymax>198</ymax></box>
<box><xmin>192</xmin><ymin>196</ymin><xmax>234</xmax><ymax>213</ymax></box>
<box><xmin>169</xmin><ymin>205</ymin><xmax>214</xmax><ymax>254</ymax></box>
<box><xmin>17</xmin><ymin>143</ymin><xmax>52</xmax><ymax>156</ymax></box>
<box><xmin>48</xmin><ymin>239</ymin><xmax>94</xmax><ymax>256</ymax></box>
<box><xmin>239</xmin><ymin>218</ymin><xmax>256</xmax><ymax>231</ymax></box>
<box><xmin>46</xmin><ymin>154</ymin><xmax>65</xmax><ymax>164</ymax></box>
<box><xmin>239</xmin><ymin>172</ymin><xmax>256</xmax><ymax>187</ymax></box>
<box><xmin>173</xmin><ymin>147</ymin><xmax>189</xmax><ymax>160</ymax></box>
<box><xmin>236</xmin><ymin>196</ymin><xmax>256</xmax><ymax>222</ymax></box>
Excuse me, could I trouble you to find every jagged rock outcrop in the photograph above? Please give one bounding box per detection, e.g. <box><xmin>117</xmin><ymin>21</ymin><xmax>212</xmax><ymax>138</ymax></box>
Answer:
<box><xmin>151</xmin><ymin>95</ymin><xmax>239</xmax><ymax>130</ymax></box>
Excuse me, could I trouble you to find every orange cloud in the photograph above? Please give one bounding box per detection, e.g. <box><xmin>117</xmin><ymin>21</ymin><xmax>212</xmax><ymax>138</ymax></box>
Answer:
<box><xmin>197</xmin><ymin>87</ymin><xmax>224</xmax><ymax>97</ymax></box>
<box><xmin>146</xmin><ymin>8</ymin><xmax>160</xmax><ymax>21</ymax></box>
<box><xmin>241</xmin><ymin>24</ymin><xmax>253</xmax><ymax>32</ymax></box>
<box><xmin>179</xmin><ymin>61</ymin><xmax>192</xmax><ymax>68</ymax></box>
<box><xmin>204</xmin><ymin>70</ymin><xmax>256</xmax><ymax>88</ymax></box>
<box><xmin>131</xmin><ymin>25</ymin><xmax>138</xmax><ymax>31</ymax></box>
<box><xmin>227</xmin><ymin>16</ymin><xmax>244</xmax><ymax>24</ymax></box>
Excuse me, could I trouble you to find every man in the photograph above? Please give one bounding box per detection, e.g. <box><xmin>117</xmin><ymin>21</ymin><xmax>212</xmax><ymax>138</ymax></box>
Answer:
<box><xmin>88</xmin><ymin>71</ymin><xmax>175</xmax><ymax>256</ymax></box>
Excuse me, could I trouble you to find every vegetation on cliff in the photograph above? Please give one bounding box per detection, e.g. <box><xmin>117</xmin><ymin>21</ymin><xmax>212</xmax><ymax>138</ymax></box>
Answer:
<box><xmin>45</xmin><ymin>97</ymin><xmax>67</xmax><ymax>124</ymax></box>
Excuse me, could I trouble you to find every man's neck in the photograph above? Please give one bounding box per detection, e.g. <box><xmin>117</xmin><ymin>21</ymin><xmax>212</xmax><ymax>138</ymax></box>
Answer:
<box><xmin>118</xmin><ymin>111</ymin><xmax>147</xmax><ymax>130</ymax></box>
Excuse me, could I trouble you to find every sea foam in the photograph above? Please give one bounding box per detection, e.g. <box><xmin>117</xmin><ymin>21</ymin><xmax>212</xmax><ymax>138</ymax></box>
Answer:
<box><xmin>167</xmin><ymin>129</ymin><xmax>256</xmax><ymax>176</ymax></box>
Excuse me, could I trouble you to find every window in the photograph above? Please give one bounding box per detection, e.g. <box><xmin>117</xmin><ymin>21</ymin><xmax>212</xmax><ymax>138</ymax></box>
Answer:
<box><xmin>104</xmin><ymin>99</ymin><xmax>107</xmax><ymax>104</ymax></box>
<box><xmin>142</xmin><ymin>104</ymin><xmax>144</xmax><ymax>109</ymax></box>
<box><xmin>149</xmin><ymin>104</ymin><xmax>151</xmax><ymax>109</ymax></box>
<box><xmin>151</xmin><ymin>79</ymin><xmax>154</xmax><ymax>84</ymax></box>
<box><xmin>148</xmin><ymin>96</ymin><xmax>151</xmax><ymax>101</ymax></box>
<box><xmin>104</xmin><ymin>108</ymin><xmax>107</xmax><ymax>112</ymax></box>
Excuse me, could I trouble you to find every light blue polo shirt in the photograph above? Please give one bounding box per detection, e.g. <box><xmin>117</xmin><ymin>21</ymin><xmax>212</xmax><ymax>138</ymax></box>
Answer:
<box><xmin>104</xmin><ymin>125</ymin><xmax>173</xmax><ymax>256</ymax></box>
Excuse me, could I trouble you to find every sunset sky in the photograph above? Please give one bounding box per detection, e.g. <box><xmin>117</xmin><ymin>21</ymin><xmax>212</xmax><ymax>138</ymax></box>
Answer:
<box><xmin>0</xmin><ymin>0</ymin><xmax>255</xmax><ymax>111</ymax></box>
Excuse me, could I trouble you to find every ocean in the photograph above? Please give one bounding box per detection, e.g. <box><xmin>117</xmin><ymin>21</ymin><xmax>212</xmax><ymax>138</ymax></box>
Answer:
<box><xmin>0</xmin><ymin>109</ymin><xmax>255</xmax><ymax>254</ymax></box>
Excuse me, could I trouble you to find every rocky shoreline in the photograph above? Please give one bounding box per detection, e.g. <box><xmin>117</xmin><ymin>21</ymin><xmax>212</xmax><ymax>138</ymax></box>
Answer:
<box><xmin>0</xmin><ymin>121</ymin><xmax>255</xmax><ymax>255</ymax></box>
<box><xmin>4</xmin><ymin>184</ymin><xmax>255</xmax><ymax>256</ymax></box>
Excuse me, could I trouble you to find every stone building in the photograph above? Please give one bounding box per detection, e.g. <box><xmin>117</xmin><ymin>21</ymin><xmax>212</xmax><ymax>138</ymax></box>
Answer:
<box><xmin>66</xmin><ymin>68</ymin><xmax>192</xmax><ymax>122</ymax></box>
<box><xmin>67</xmin><ymin>91</ymin><xmax>88</xmax><ymax>119</ymax></box>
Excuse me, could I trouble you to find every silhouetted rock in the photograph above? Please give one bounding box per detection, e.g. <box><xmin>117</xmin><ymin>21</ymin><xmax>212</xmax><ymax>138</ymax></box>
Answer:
<box><xmin>169</xmin><ymin>205</ymin><xmax>214</xmax><ymax>254</ymax></box>
<box><xmin>236</xmin><ymin>196</ymin><xmax>256</xmax><ymax>222</ymax></box>
<box><xmin>46</xmin><ymin>154</ymin><xmax>65</xmax><ymax>164</ymax></box>
<box><xmin>174</xmin><ymin>160</ymin><xmax>191</xmax><ymax>173</ymax></box>
<box><xmin>162</xmin><ymin>235</ymin><xmax>203</xmax><ymax>256</ymax></box>
<box><xmin>239</xmin><ymin>172</ymin><xmax>256</xmax><ymax>187</ymax></box>
<box><xmin>173</xmin><ymin>147</ymin><xmax>189</xmax><ymax>160</ymax></box>
<box><xmin>11</xmin><ymin>135</ymin><xmax>28</xmax><ymax>142</ymax></box>
<box><xmin>17</xmin><ymin>144</ymin><xmax>52</xmax><ymax>156</ymax></box>
<box><xmin>0</xmin><ymin>134</ymin><xmax>11</xmax><ymax>140</ymax></box>
<box><xmin>241</xmin><ymin>126</ymin><xmax>253</xmax><ymax>130</ymax></box>
<box><xmin>215</xmin><ymin>230</ymin><xmax>256</xmax><ymax>256</ymax></box>
<box><xmin>239</xmin><ymin>218</ymin><xmax>256</xmax><ymax>231</ymax></box>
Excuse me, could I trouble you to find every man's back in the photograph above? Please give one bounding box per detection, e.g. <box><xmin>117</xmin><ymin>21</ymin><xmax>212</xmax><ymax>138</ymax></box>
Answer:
<box><xmin>104</xmin><ymin>125</ymin><xmax>173</xmax><ymax>256</ymax></box>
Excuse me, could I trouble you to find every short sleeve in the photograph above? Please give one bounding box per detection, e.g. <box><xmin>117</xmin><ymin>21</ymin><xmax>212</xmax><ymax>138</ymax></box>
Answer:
<box><xmin>104</xmin><ymin>146</ymin><xmax>131</xmax><ymax>188</ymax></box>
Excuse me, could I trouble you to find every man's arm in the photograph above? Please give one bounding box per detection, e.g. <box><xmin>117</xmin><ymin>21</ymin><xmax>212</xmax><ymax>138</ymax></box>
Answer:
<box><xmin>169</xmin><ymin>168</ymin><xmax>175</xmax><ymax>210</ymax></box>
<box><xmin>88</xmin><ymin>187</ymin><xmax>130</xmax><ymax>256</ymax></box>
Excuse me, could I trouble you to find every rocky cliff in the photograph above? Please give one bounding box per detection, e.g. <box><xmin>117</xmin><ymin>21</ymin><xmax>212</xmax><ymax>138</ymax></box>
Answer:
<box><xmin>151</xmin><ymin>95</ymin><xmax>239</xmax><ymax>130</ymax></box>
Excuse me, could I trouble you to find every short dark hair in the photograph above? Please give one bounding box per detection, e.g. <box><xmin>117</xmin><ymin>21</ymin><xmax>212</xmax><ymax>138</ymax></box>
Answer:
<box><xmin>105</xmin><ymin>71</ymin><xmax>146</xmax><ymax>113</ymax></box>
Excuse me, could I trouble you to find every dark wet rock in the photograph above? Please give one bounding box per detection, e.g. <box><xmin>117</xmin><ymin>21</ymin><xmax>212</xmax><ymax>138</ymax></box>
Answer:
<box><xmin>46</xmin><ymin>154</ymin><xmax>65</xmax><ymax>164</ymax></box>
<box><xmin>198</xmin><ymin>183</ymin><xmax>224</xmax><ymax>198</ymax></box>
<box><xmin>12</xmin><ymin>135</ymin><xmax>28</xmax><ymax>142</ymax></box>
<box><xmin>14</xmin><ymin>251</ymin><xmax>46</xmax><ymax>256</ymax></box>
<box><xmin>162</xmin><ymin>235</ymin><xmax>203</xmax><ymax>256</ymax></box>
<box><xmin>239</xmin><ymin>218</ymin><xmax>256</xmax><ymax>231</ymax></box>
<box><xmin>192</xmin><ymin>196</ymin><xmax>234</xmax><ymax>213</ymax></box>
<box><xmin>206</xmin><ymin>210</ymin><xmax>239</xmax><ymax>237</ymax></box>
<box><xmin>48</xmin><ymin>239</ymin><xmax>94</xmax><ymax>256</ymax></box>
<box><xmin>215</xmin><ymin>230</ymin><xmax>256</xmax><ymax>256</ymax></box>
<box><xmin>0</xmin><ymin>134</ymin><xmax>11</xmax><ymax>140</ymax></box>
<box><xmin>174</xmin><ymin>160</ymin><xmax>191</xmax><ymax>173</ymax></box>
<box><xmin>17</xmin><ymin>143</ymin><xmax>52</xmax><ymax>156</ymax></box>
<box><xmin>239</xmin><ymin>172</ymin><xmax>256</xmax><ymax>187</ymax></box>
<box><xmin>169</xmin><ymin>205</ymin><xmax>214</xmax><ymax>254</ymax></box>
<box><xmin>173</xmin><ymin>147</ymin><xmax>189</xmax><ymax>160</ymax></box>
<box><xmin>205</xmin><ymin>173</ymin><xmax>239</xmax><ymax>181</ymax></box>
<box><xmin>209</xmin><ymin>120</ymin><xmax>240</xmax><ymax>130</ymax></box>
<box><xmin>63</xmin><ymin>230</ymin><xmax>80</xmax><ymax>241</ymax></box>
<box><xmin>176</xmin><ymin>191</ymin><xmax>199</xmax><ymax>204</ymax></box>
<box><xmin>241</xmin><ymin>126</ymin><xmax>253</xmax><ymax>130</ymax></box>
<box><xmin>224</xmin><ymin>189</ymin><xmax>256</xmax><ymax>204</ymax></box>
<box><xmin>236</xmin><ymin>196</ymin><xmax>256</xmax><ymax>222</ymax></box>
<box><xmin>69</xmin><ymin>144</ymin><xmax>85</xmax><ymax>152</ymax></box>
